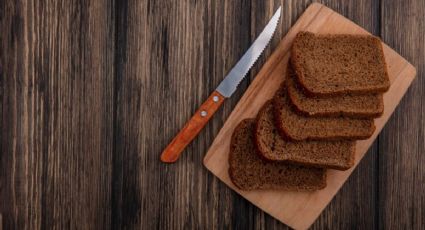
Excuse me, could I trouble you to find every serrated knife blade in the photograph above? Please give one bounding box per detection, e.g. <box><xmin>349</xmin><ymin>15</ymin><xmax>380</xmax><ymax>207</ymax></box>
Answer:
<box><xmin>217</xmin><ymin>6</ymin><xmax>281</xmax><ymax>97</ymax></box>
<box><xmin>161</xmin><ymin>7</ymin><xmax>281</xmax><ymax>163</ymax></box>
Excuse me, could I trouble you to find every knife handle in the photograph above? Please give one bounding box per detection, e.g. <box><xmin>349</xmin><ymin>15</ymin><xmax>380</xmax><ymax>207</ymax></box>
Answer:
<box><xmin>160</xmin><ymin>91</ymin><xmax>225</xmax><ymax>163</ymax></box>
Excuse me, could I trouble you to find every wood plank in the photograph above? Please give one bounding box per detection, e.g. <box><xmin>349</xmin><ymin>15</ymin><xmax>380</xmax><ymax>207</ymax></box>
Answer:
<box><xmin>379</xmin><ymin>0</ymin><xmax>425</xmax><ymax>229</ymax></box>
<box><xmin>229</xmin><ymin>1</ymin><xmax>289</xmax><ymax>228</ymax></box>
<box><xmin>308</xmin><ymin>1</ymin><xmax>380</xmax><ymax>228</ymax></box>
<box><xmin>112</xmin><ymin>0</ymin><xmax>222</xmax><ymax>229</ymax></box>
<box><xmin>0</xmin><ymin>0</ymin><xmax>115</xmax><ymax>228</ymax></box>
<box><xmin>203</xmin><ymin>3</ymin><xmax>416</xmax><ymax>229</ymax></box>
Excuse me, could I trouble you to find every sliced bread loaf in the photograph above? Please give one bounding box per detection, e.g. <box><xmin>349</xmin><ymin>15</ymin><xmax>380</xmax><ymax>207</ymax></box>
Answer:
<box><xmin>286</xmin><ymin>65</ymin><xmax>384</xmax><ymax>118</ymax></box>
<box><xmin>273</xmin><ymin>85</ymin><xmax>375</xmax><ymax>141</ymax></box>
<box><xmin>229</xmin><ymin>119</ymin><xmax>327</xmax><ymax>191</ymax></box>
<box><xmin>255</xmin><ymin>101</ymin><xmax>355</xmax><ymax>170</ymax></box>
<box><xmin>291</xmin><ymin>32</ymin><xmax>390</xmax><ymax>96</ymax></box>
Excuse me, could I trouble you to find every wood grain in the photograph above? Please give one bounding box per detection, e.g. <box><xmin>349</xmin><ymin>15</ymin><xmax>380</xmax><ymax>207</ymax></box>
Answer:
<box><xmin>0</xmin><ymin>0</ymin><xmax>424</xmax><ymax>229</ymax></box>
<box><xmin>379</xmin><ymin>0</ymin><xmax>425</xmax><ymax>229</ymax></box>
<box><xmin>0</xmin><ymin>0</ymin><xmax>115</xmax><ymax>229</ymax></box>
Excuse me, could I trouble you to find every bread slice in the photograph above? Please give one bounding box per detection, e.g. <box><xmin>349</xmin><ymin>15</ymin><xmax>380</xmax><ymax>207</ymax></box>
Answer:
<box><xmin>291</xmin><ymin>32</ymin><xmax>390</xmax><ymax>96</ymax></box>
<box><xmin>273</xmin><ymin>85</ymin><xmax>375</xmax><ymax>141</ymax></box>
<box><xmin>229</xmin><ymin>119</ymin><xmax>327</xmax><ymax>191</ymax></box>
<box><xmin>255</xmin><ymin>101</ymin><xmax>355</xmax><ymax>170</ymax></box>
<box><xmin>286</xmin><ymin>65</ymin><xmax>384</xmax><ymax>118</ymax></box>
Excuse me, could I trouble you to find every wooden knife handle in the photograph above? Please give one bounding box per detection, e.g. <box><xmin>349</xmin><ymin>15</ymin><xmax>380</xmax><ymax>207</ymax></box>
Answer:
<box><xmin>160</xmin><ymin>91</ymin><xmax>225</xmax><ymax>163</ymax></box>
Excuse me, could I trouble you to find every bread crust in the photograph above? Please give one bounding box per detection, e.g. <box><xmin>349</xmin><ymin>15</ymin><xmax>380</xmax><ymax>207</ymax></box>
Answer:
<box><xmin>254</xmin><ymin>101</ymin><xmax>355</xmax><ymax>171</ymax></box>
<box><xmin>291</xmin><ymin>32</ymin><xmax>390</xmax><ymax>96</ymax></box>
<box><xmin>229</xmin><ymin>119</ymin><xmax>327</xmax><ymax>190</ymax></box>
<box><xmin>273</xmin><ymin>85</ymin><xmax>376</xmax><ymax>141</ymax></box>
<box><xmin>286</xmin><ymin>65</ymin><xmax>384</xmax><ymax>118</ymax></box>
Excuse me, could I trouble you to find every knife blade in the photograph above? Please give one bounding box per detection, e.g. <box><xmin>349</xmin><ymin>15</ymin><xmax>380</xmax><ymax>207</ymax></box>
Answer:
<box><xmin>161</xmin><ymin>7</ymin><xmax>281</xmax><ymax>163</ymax></box>
<box><xmin>216</xmin><ymin>7</ymin><xmax>282</xmax><ymax>97</ymax></box>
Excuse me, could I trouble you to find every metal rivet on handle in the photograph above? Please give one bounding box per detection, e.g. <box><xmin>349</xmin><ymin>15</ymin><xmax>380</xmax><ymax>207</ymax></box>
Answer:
<box><xmin>213</xmin><ymin>96</ymin><xmax>219</xmax><ymax>102</ymax></box>
<box><xmin>200</xmin><ymin>110</ymin><xmax>207</xmax><ymax>117</ymax></box>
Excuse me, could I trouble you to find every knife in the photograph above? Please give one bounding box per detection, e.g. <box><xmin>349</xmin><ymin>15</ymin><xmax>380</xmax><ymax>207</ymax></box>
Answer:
<box><xmin>161</xmin><ymin>7</ymin><xmax>281</xmax><ymax>163</ymax></box>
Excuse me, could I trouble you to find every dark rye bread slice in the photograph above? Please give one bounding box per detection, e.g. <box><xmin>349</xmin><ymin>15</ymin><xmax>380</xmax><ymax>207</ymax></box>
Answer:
<box><xmin>286</xmin><ymin>65</ymin><xmax>384</xmax><ymax>118</ymax></box>
<box><xmin>273</xmin><ymin>85</ymin><xmax>375</xmax><ymax>141</ymax></box>
<box><xmin>291</xmin><ymin>32</ymin><xmax>390</xmax><ymax>96</ymax></box>
<box><xmin>229</xmin><ymin>119</ymin><xmax>327</xmax><ymax>191</ymax></box>
<box><xmin>255</xmin><ymin>101</ymin><xmax>355</xmax><ymax>170</ymax></box>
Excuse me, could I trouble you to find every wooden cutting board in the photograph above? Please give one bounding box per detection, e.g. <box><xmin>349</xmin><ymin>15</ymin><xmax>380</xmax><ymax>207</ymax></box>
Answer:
<box><xmin>203</xmin><ymin>3</ymin><xmax>416</xmax><ymax>230</ymax></box>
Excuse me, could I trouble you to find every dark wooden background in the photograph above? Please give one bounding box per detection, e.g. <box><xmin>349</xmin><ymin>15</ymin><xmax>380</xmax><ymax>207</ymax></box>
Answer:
<box><xmin>1</xmin><ymin>0</ymin><xmax>424</xmax><ymax>229</ymax></box>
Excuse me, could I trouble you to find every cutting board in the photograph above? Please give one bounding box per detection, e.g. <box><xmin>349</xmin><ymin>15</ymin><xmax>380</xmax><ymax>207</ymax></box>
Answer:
<box><xmin>203</xmin><ymin>3</ymin><xmax>416</xmax><ymax>230</ymax></box>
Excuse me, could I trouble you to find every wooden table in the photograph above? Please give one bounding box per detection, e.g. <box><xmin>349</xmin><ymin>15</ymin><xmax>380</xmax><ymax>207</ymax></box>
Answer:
<box><xmin>1</xmin><ymin>0</ymin><xmax>424</xmax><ymax>229</ymax></box>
